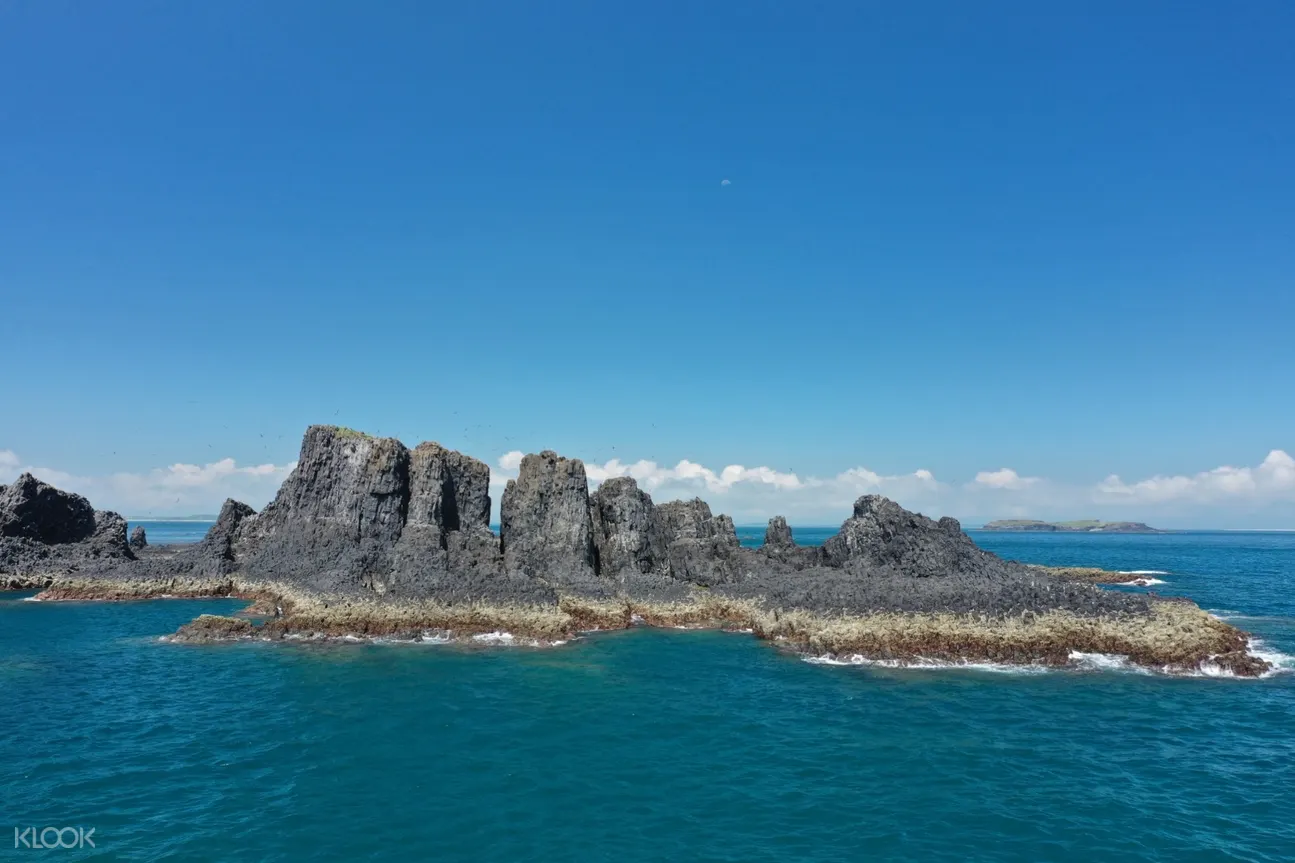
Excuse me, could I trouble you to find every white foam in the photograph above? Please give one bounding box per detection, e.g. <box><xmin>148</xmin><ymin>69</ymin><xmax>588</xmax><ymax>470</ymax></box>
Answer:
<box><xmin>1068</xmin><ymin>651</ymin><xmax>1152</xmax><ymax>674</ymax></box>
<box><xmin>472</xmin><ymin>631</ymin><xmax>516</xmax><ymax>644</ymax></box>
<box><xmin>1117</xmin><ymin>577</ymin><xmax>1166</xmax><ymax>586</ymax></box>
<box><xmin>1119</xmin><ymin>570</ymin><xmax>1169</xmax><ymax>575</ymax></box>
<box><xmin>803</xmin><ymin>654</ymin><xmax>1049</xmax><ymax>675</ymax></box>
<box><xmin>1248</xmin><ymin>638</ymin><xmax>1295</xmax><ymax>676</ymax></box>
<box><xmin>469</xmin><ymin>631</ymin><xmax>554</xmax><ymax>646</ymax></box>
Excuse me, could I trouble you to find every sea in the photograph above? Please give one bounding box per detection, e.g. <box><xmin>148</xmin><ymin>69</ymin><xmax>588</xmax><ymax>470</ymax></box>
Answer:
<box><xmin>2</xmin><ymin>525</ymin><xmax>1293</xmax><ymax>861</ymax></box>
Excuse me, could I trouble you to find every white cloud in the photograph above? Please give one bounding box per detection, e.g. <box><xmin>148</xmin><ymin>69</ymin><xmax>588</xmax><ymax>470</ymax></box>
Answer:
<box><xmin>720</xmin><ymin>179</ymin><xmax>731</xmax><ymax>186</ymax></box>
<box><xmin>973</xmin><ymin>467</ymin><xmax>1039</xmax><ymax>490</ymax></box>
<box><xmin>0</xmin><ymin>451</ymin><xmax>296</xmax><ymax>516</ymax></box>
<box><xmin>1094</xmin><ymin>449</ymin><xmax>1295</xmax><ymax>505</ymax></box>
<box><xmin>483</xmin><ymin>448</ymin><xmax>1295</xmax><ymax>526</ymax></box>
<box><xmin>488</xmin><ymin>452</ymin><xmax>942</xmax><ymax>522</ymax></box>
<box><xmin>5</xmin><ymin>444</ymin><xmax>1293</xmax><ymax>527</ymax></box>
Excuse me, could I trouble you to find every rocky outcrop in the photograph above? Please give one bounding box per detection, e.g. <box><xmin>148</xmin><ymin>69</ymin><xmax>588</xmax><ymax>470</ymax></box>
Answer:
<box><xmin>500</xmin><ymin>451</ymin><xmax>600</xmax><ymax>591</ymax></box>
<box><xmin>0</xmin><ymin>473</ymin><xmax>97</xmax><ymax>543</ymax></box>
<box><xmin>170</xmin><ymin>614</ymin><xmax>255</xmax><ymax>643</ymax></box>
<box><xmin>760</xmin><ymin>514</ymin><xmax>816</xmax><ymax>567</ymax></box>
<box><xmin>589</xmin><ymin>477</ymin><xmax>668</xmax><ymax>577</ymax></box>
<box><xmin>0</xmin><ymin>473</ymin><xmax>132</xmax><ymax>580</ymax></box>
<box><xmin>232</xmin><ymin>427</ymin><xmax>410</xmax><ymax>592</ymax></box>
<box><xmin>764</xmin><ymin>516</ymin><xmax>794</xmax><ymax>550</ymax></box>
<box><xmin>406</xmin><ymin>442</ymin><xmax>491</xmax><ymax>534</ymax></box>
<box><xmin>10</xmin><ymin>422</ymin><xmax>1269</xmax><ymax>675</ymax></box>
<box><xmin>129</xmin><ymin>525</ymin><xmax>148</xmax><ymax>550</ymax></box>
<box><xmin>656</xmin><ymin>498</ymin><xmax>742</xmax><ymax>586</ymax></box>
<box><xmin>819</xmin><ymin>495</ymin><xmax>977</xmax><ymax>577</ymax></box>
<box><xmin>2</xmin><ymin>427</ymin><xmax>1151</xmax><ymax>621</ymax></box>
<box><xmin>200</xmin><ymin>499</ymin><xmax>256</xmax><ymax>562</ymax></box>
<box><xmin>89</xmin><ymin>510</ymin><xmax>130</xmax><ymax>554</ymax></box>
<box><xmin>391</xmin><ymin>442</ymin><xmax>506</xmax><ymax>599</ymax></box>
<box><xmin>255</xmin><ymin>426</ymin><xmax>410</xmax><ymax>544</ymax></box>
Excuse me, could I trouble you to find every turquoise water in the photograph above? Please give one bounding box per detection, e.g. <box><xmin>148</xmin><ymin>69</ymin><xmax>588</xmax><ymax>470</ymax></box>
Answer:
<box><xmin>127</xmin><ymin>520</ymin><xmax>216</xmax><ymax>546</ymax></box>
<box><xmin>3</xmin><ymin>532</ymin><xmax>1294</xmax><ymax>861</ymax></box>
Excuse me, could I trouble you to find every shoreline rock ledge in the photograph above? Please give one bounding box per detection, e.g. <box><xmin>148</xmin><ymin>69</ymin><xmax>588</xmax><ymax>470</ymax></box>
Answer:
<box><xmin>1</xmin><ymin>424</ymin><xmax>1271</xmax><ymax>677</ymax></box>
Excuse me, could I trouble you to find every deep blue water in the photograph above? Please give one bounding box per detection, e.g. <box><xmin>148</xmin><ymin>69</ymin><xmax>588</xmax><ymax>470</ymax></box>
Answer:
<box><xmin>3</xmin><ymin>531</ymin><xmax>1293</xmax><ymax>861</ymax></box>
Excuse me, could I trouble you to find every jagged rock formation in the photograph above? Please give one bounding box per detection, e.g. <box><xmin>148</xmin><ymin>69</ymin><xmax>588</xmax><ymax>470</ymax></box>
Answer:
<box><xmin>226</xmin><ymin>426</ymin><xmax>525</xmax><ymax>600</ymax></box>
<box><xmin>500</xmin><ymin>451</ymin><xmax>601</xmax><ymax>593</ymax></box>
<box><xmin>759</xmin><ymin>514</ymin><xmax>817</xmax><ymax>568</ymax></box>
<box><xmin>1</xmin><ymin>473</ymin><xmax>98</xmax><ymax>543</ymax></box>
<box><xmin>0</xmin><ymin>473</ymin><xmax>132</xmax><ymax>584</ymax></box>
<box><xmin>764</xmin><ymin>516</ymin><xmax>794</xmax><ymax>550</ymax></box>
<box><xmin>7</xmin><ymin>422</ymin><xmax>1270</xmax><ymax>673</ymax></box>
<box><xmin>656</xmin><ymin>498</ymin><xmax>741</xmax><ymax>587</ymax></box>
<box><xmin>590</xmin><ymin>477</ymin><xmax>668</xmax><ymax>577</ymax></box>
<box><xmin>407</xmin><ymin>442</ymin><xmax>491</xmax><ymax>532</ymax></box>
<box><xmin>4</xmin><ymin>426</ymin><xmax>1153</xmax><ymax>620</ymax></box>
<box><xmin>820</xmin><ymin>496</ymin><xmax>973</xmax><ymax>576</ymax></box>
<box><xmin>391</xmin><ymin>440</ymin><xmax>507</xmax><ymax>600</ymax></box>
<box><xmin>129</xmin><ymin>525</ymin><xmax>148</xmax><ymax>550</ymax></box>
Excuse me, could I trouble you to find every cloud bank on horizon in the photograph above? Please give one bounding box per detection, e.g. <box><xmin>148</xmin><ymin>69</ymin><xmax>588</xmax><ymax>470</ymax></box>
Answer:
<box><xmin>4</xmin><ymin>445</ymin><xmax>1291</xmax><ymax>528</ymax></box>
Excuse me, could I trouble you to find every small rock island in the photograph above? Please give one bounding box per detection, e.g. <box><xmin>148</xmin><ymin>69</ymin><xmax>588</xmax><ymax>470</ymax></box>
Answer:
<box><xmin>981</xmin><ymin>519</ymin><xmax>1163</xmax><ymax>533</ymax></box>
<box><xmin>0</xmin><ymin>425</ymin><xmax>1265</xmax><ymax>675</ymax></box>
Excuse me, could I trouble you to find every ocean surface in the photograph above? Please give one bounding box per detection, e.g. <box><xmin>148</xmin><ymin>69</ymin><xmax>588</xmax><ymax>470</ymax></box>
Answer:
<box><xmin>3</xmin><ymin>528</ymin><xmax>1294</xmax><ymax>861</ymax></box>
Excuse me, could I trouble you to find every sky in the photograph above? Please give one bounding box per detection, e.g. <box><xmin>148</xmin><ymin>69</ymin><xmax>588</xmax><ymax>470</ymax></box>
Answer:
<box><xmin>1</xmin><ymin>2</ymin><xmax>1293</xmax><ymax>527</ymax></box>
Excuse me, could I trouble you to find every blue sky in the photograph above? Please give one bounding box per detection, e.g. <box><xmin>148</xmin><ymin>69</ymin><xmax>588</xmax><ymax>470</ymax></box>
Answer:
<box><xmin>2</xmin><ymin>2</ymin><xmax>1292</xmax><ymax>526</ymax></box>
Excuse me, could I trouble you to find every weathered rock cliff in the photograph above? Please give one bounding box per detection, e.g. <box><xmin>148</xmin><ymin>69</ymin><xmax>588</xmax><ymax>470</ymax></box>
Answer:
<box><xmin>500</xmin><ymin>451</ymin><xmax>601</xmax><ymax>593</ymax></box>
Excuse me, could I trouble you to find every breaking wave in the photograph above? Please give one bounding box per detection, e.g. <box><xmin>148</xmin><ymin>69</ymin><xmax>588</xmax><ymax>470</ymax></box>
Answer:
<box><xmin>804</xmin><ymin>643</ymin><xmax>1292</xmax><ymax>679</ymax></box>
<box><xmin>803</xmin><ymin>654</ymin><xmax>1050</xmax><ymax>675</ymax></box>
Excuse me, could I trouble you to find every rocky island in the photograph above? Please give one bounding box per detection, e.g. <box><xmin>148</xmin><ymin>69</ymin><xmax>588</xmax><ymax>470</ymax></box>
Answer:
<box><xmin>0</xmin><ymin>425</ymin><xmax>1267</xmax><ymax>675</ymax></box>
<box><xmin>981</xmin><ymin>519</ymin><xmax>1163</xmax><ymax>533</ymax></box>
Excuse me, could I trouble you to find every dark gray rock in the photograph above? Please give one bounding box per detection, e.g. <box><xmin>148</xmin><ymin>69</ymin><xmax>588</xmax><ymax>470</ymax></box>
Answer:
<box><xmin>201</xmin><ymin>499</ymin><xmax>256</xmax><ymax>561</ymax></box>
<box><xmin>407</xmin><ymin>442</ymin><xmax>491</xmax><ymax>534</ymax></box>
<box><xmin>0</xmin><ymin>476</ymin><xmax>133</xmax><ymax>579</ymax></box>
<box><xmin>590</xmin><ymin>477</ymin><xmax>668</xmax><ymax>577</ymax></box>
<box><xmin>759</xmin><ymin>514</ymin><xmax>818</xmax><ymax>568</ymax></box>
<box><xmin>500</xmin><ymin>451</ymin><xmax>600</xmax><ymax>591</ymax></box>
<box><xmin>257</xmin><ymin>425</ymin><xmax>410</xmax><ymax>544</ymax></box>
<box><xmin>764</xmin><ymin>516</ymin><xmax>794</xmax><ymax>549</ymax></box>
<box><xmin>820</xmin><ymin>495</ymin><xmax>970</xmax><ymax>577</ymax></box>
<box><xmin>111</xmin><ymin>498</ymin><xmax>256</xmax><ymax>581</ymax></box>
<box><xmin>129</xmin><ymin>525</ymin><xmax>148</xmax><ymax>550</ymax></box>
<box><xmin>1</xmin><ymin>423</ymin><xmax>1154</xmax><ymax>626</ymax></box>
<box><xmin>89</xmin><ymin>509</ymin><xmax>129</xmax><ymax>554</ymax></box>
<box><xmin>657</xmin><ymin>498</ymin><xmax>741</xmax><ymax>586</ymax></box>
<box><xmin>234</xmin><ymin>426</ymin><xmax>411</xmax><ymax>592</ymax></box>
<box><xmin>0</xmin><ymin>473</ymin><xmax>97</xmax><ymax>543</ymax></box>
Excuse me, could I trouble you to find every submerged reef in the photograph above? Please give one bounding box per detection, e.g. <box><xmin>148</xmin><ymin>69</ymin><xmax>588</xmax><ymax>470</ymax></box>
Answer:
<box><xmin>1</xmin><ymin>425</ymin><xmax>1269</xmax><ymax>676</ymax></box>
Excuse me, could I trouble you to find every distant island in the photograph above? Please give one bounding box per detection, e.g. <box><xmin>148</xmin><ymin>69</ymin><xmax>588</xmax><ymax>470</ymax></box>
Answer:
<box><xmin>981</xmin><ymin>519</ymin><xmax>1163</xmax><ymax>533</ymax></box>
